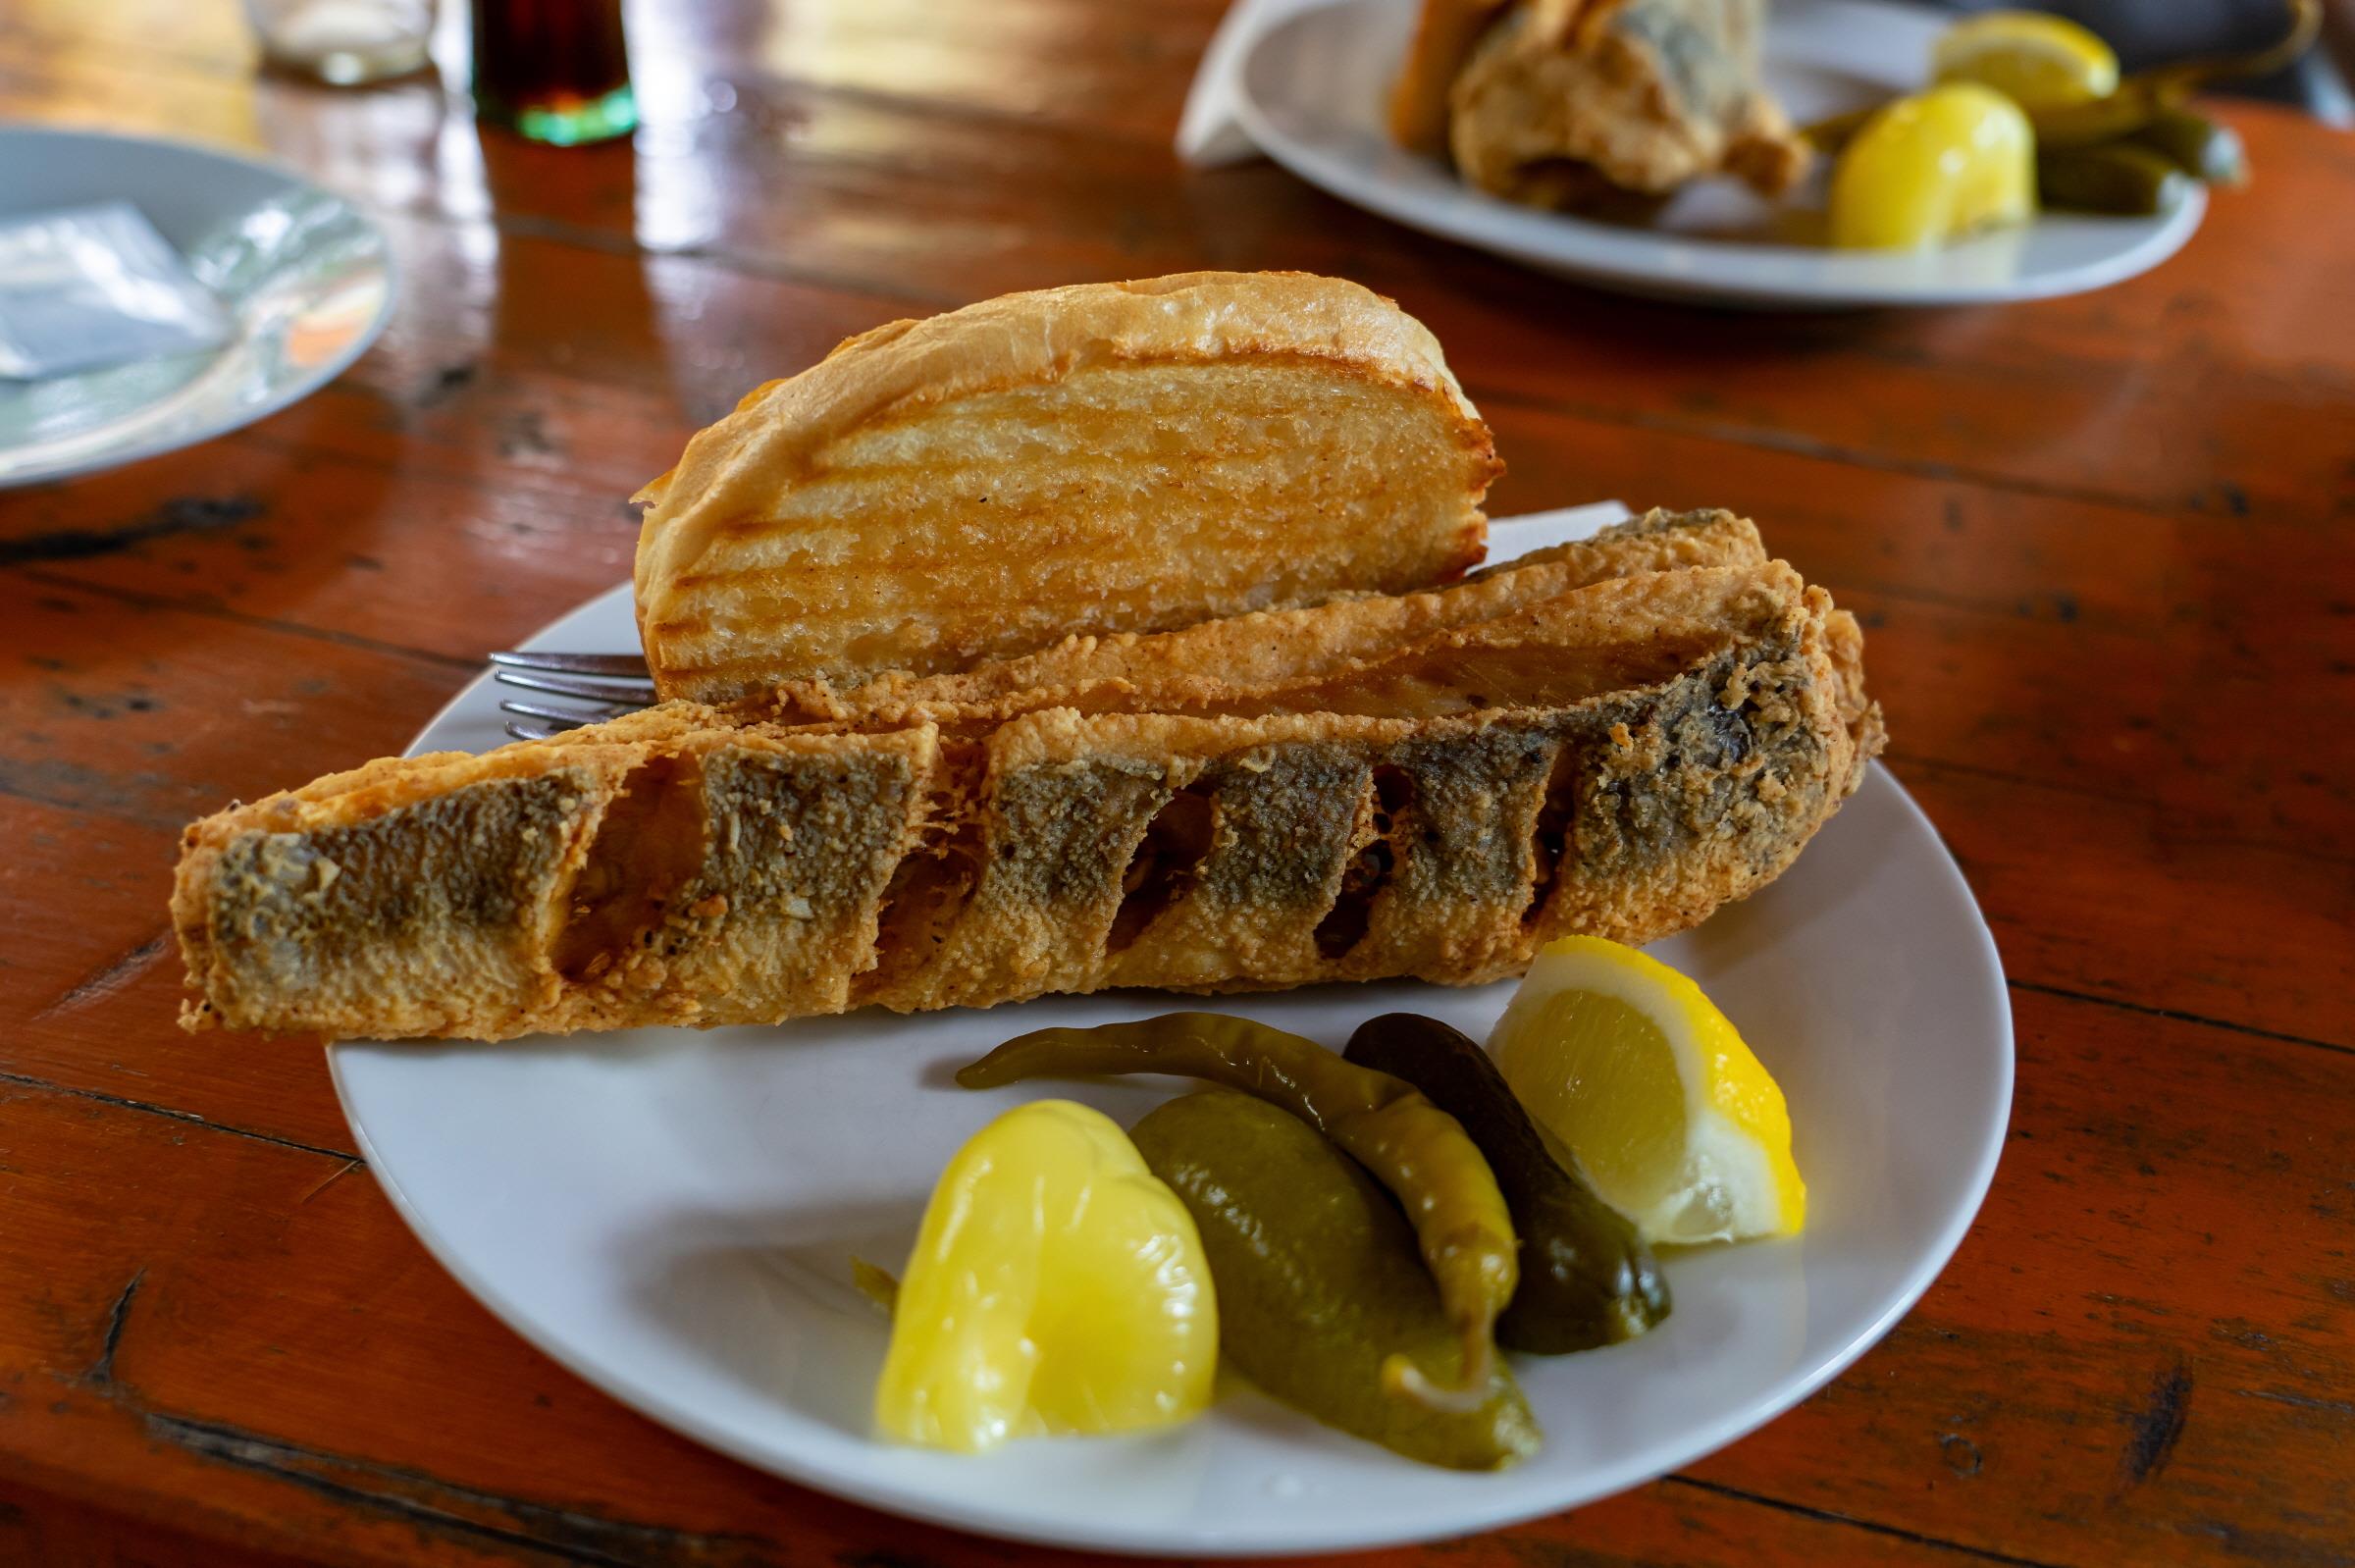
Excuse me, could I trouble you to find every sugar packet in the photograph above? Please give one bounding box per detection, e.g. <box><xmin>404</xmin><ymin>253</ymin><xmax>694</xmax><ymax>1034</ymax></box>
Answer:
<box><xmin>0</xmin><ymin>201</ymin><xmax>234</xmax><ymax>380</ymax></box>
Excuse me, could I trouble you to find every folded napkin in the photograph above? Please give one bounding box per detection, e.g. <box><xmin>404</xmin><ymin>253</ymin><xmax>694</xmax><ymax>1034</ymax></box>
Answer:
<box><xmin>0</xmin><ymin>202</ymin><xmax>230</xmax><ymax>380</ymax></box>
<box><xmin>1177</xmin><ymin>0</ymin><xmax>1334</xmax><ymax>166</ymax></box>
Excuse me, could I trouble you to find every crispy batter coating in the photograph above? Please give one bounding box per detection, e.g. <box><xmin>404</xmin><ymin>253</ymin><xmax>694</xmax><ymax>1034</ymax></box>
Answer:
<box><xmin>174</xmin><ymin>511</ymin><xmax>1882</xmax><ymax>1042</ymax></box>
<box><xmin>770</xmin><ymin>506</ymin><xmax>1768</xmax><ymax>726</ymax></box>
<box><xmin>1390</xmin><ymin>0</ymin><xmax>1521</xmax><ymax>152</ymax></box>
<box><xmin>1445</xmin><ymin>0</ymin><xmax>1810</xmax><ymax>209</ymax></box>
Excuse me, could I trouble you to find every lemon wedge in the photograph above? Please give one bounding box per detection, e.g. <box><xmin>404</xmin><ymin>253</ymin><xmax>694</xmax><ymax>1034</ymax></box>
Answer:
<box><xmin>1933</xmin><ymin>11</ymin><xmax>2119</xmax><ymax>110</ymax></box>
<box><xmin>1490</xmin><ymin>936</ymin><xmax>1804</xmax><ymax>1246</ymax></box>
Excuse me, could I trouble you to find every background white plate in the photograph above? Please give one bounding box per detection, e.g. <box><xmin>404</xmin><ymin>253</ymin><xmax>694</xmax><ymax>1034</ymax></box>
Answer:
<box><xmin>331</xmin><ymin>506</ymin><xmax>2014</xmax><ymax>1555</ymax></box>
<box><xmin>0</xmin><ymin>128</ymin><xmax>393</xmax><ymax>488</ymax></box>
<box><xmin>1235</xmin><ymin>0</ymin><xmax>2204</xmax><ymax>308</ymax></box>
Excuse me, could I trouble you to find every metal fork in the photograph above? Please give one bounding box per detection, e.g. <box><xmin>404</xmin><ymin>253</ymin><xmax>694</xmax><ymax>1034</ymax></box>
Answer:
<box><xmin>488</xmin><ymin>650</ymin><xmax>657</xmax><ymax>741</ymax></box>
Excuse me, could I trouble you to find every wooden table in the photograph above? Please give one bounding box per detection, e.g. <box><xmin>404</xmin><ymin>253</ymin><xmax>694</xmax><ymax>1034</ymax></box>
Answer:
<box><xmin>4</xmin><ymin>2</ymin><xmax>2352</xmax><ymax>1563</ymax></box>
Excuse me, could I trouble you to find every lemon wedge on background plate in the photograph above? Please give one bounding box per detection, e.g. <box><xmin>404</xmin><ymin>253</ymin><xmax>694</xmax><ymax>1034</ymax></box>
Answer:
<box><xmin>1491</xmin><ymin>936</ymin><xmax>1805</xmax><ymax>1247</ymax></box>
<box><xmin>1934</xmin><ymin>11</ymin><xmax>2120</xmax><ymax>110</ymax></box>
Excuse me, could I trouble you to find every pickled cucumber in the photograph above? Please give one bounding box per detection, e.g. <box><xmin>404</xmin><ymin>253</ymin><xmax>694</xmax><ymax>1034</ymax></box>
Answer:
<box><xmin>1128</xmin><ymin>1091</ymin><xmax>1542</xmax><ymax>1471</ymax></box>
<box><xmin>1344</xmin><ymin>1013</ymin><xmax>1669</xmax><ymax>1354</ymax></box>
<box><xmin>2132</xmin><ymin>109</ymin><xmax>2247</xmax><ymax>185</ymax></box>
<box><xmin>2037</xmin><ymin>143</ymin><xmax>2193</xmax><ymax>216</ymax></box>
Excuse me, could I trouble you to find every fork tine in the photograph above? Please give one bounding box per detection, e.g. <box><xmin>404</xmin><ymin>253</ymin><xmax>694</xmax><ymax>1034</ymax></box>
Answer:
<box><xmin>487</xmin><ymin>648</ymin><xmax>654</xmax><ymax>744</ymax></box>
<box><xmin>493</xmin><ymin>667</ymin><xmax>657</xmax><ymax>705</ymax></box>
<box><xmin>489</xmin><ymin>650</ymin><xmax>652</xmax><ymax>676</ymax></box>
<box><xmin>497</xmin><ymin>699</ymin><xmax>605</xmax><ymax>729</ymax></box>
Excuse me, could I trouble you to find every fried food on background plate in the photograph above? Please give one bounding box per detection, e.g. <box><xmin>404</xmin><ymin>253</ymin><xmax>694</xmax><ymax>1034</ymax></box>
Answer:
<box><xmin>1397</xmin><ymin>0</ymin><xmax>1810</xmax><ymax>210</ymax></box>
<box><xmin>174</xmin><ymin>511</ymin><xmax>1882</xmax><ymax>1042</ymax></box>
<box><xmin>1390</xmin><ymin>0</ymin><xmax>1520</xmax><ymax>152</ymax></box>
<box><xmin>633</xmin><ymin>272</ymin><xmax>1498</xmax><ymax>705</ymax></box>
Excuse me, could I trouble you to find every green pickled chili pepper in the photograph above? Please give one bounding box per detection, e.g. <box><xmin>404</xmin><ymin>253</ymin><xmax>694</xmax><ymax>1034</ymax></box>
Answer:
<box><xmin>1129</xmin><ymin>1091</ymin><xmax>1541</xmax><ymax>1471</ymax></box>
<box><xmin>958</xmin><ymin>1012</ymin><xmax>1518</xmax><ymax>1409</ymax></box>
<box><xmin>1800</xmin><ymin>103</ymin><xmax>1878</xmax><ymax>156</ymax></box>
<box><xmin>1343</xmin><ymin>1013</ymin><xmax>1670</xmax><ymax>1354</ymax></box>
<box><xmin>2037</xmin><ymin>143</ymin><xmax>2194</xmax><ymax>216</ymax></box>
<box><xmin>2026</xmin><ymin>81</ymin><xmax>2199</xmax><ymax>150</ymax></box>
<box><xmin>2034</xmin><ymin>0</ymin><xmax>2317</xmax><ymax>148</ymax></box>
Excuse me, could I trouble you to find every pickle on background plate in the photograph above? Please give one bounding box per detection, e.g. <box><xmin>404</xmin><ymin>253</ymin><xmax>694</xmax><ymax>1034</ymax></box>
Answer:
<box><xmin>1826</xmin><ymin>83</ymin><xmax>2037</xmax><ymax>250</ymax></box>
<box><xmin>2131</xmin><ymin>108</ymin><xmax>2248</xmax><ymax>185</ymax></box>
<box><xmin>2031</xmin><ymin>0</ymin><xmax>2317</xmax><ymax>149</ymax></box>
<box><xmin>2037</xmin><ymin>143</ymin><xmax>2195</xmax><ymax>216</ymax></box>
<box><xmin>1128</xmin><ymin>1091</ymin><xmax>1542</xmax><ymax>1472</ymax></box>
<box><xmin>1343</xmin><ymin>1013</ymin><xmax>1669</xmax><ymax>1355</ymax></box>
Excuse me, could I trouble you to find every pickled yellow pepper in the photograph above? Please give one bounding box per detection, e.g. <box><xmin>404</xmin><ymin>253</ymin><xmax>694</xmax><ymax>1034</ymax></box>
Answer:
<box><xmin>958</xmin><ymin>1014</ymin><xmax>1518</xmax><ymax>1408</ymax></box>
<box><xmin>874</xmin><ymin>1099</ymin><xmax>1218</xmax><ymax>1452</ymax></box>
<box><xmin>1830</xmin><ymin>83</ymin><xmax>2036</xmax><ymax>250</ymax></box>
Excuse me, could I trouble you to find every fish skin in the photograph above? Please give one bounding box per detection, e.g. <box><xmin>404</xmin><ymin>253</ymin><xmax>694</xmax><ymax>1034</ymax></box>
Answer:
<box><xmin>175</xmin><ymin>721</ymin><xmax>939</xmax><ymax>1040</ymax></box>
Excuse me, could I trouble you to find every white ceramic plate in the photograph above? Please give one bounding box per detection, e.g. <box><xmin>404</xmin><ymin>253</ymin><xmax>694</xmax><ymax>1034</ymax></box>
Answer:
<box><xmin>331</xmin><ymin>505</ymin><xmax>2013</xmax><ymax>1555</ymax></box>
<box><xmin>0</xmin><ymin>128</ymin><xmax>393</xmax><ymax>488</ymax></box>
<box><xmin>1234</xmin><ymin>0</ymin><xmax>2203</xmax><ymax>308</ymax></box>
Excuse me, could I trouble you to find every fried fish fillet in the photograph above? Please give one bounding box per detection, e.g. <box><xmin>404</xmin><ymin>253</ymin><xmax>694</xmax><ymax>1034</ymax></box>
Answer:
<box><xmin>174</xmin><ymin>513</ymin><xmax>1881</xmax><ymax>1042</ymax></box>
<box><xmin>1444</xmin><ymin>0</ymin><xmax>1809</xmax><ymax>210</ymax></box>
<box><xmin>773</xmin><ymin>505</ymin><xmax>1770</xmax><ymax>726</ymax></box>
<box><xmin>634</xmin><ymin>272</ymin><xmax>1499</xmax><ymax>705</ymax></box>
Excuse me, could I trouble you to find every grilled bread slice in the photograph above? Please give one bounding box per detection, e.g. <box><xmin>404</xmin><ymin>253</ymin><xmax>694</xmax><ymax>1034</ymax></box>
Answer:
<box><xmin>175</xmin><ymin>518</ymin><xmax>1881</xmax><ymax>1041</ymax></box>
<box><xmin>634</xmin><ymin>272</ymin><xmax>1499</xmax><ymax>704</ymax></box>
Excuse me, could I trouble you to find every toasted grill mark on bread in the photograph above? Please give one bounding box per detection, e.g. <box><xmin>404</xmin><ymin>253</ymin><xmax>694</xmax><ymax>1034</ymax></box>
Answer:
<box><xmin>174</xmin><ymin>510</ymin><xmax>1883</xmax><ymax>1041</ymax></box>
<box><xmin>634</xmin><ymin>274</ymin><xmax>1499</xmax><ymax>702</ymax></box>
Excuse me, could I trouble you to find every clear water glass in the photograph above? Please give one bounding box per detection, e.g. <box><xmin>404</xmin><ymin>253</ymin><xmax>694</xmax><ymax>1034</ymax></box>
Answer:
<box><xmin>245</xmin><ymin>0</ymin><xmax>434</xmax><ymax>86</ymax></box>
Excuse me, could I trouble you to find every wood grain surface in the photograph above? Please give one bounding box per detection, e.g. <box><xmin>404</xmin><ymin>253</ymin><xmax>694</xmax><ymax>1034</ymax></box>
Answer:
<box><xmin>3</xmin><ymin>2</ymin><xmax>2351</xmax><ymax>1564</ymax></box>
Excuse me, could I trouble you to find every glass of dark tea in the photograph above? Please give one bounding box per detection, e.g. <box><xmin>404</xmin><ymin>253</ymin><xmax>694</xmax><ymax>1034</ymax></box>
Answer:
<box><xmin>471</xmin><ymin>0</ymin><xmax>638</xmax><ymax>145</ymax></box>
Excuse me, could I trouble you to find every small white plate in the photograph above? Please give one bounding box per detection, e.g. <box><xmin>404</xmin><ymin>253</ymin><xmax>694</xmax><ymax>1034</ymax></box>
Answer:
<box><xmin>1235</xmin><ymin>0</ymin><xmax>2203</xmax><ymax>308</ymax></box>
<box><xmin>0</xmin><ymin>128</ymin><xmax>392</xmax><ymax>488</ymax></box>
<box><xmin>331</xmin><ymin>506</ymin><xmax>2013</xmax><ymax>1555</ymax></box>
